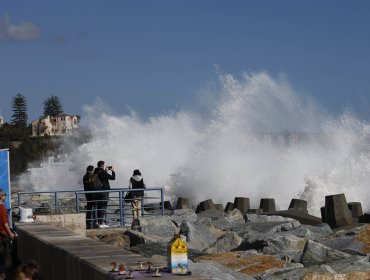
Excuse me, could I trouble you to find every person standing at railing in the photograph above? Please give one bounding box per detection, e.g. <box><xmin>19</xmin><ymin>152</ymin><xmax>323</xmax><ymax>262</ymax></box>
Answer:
<box><xmin>94</xmin><ymin>161</ymin><xmax>115</xmax><ymax>229</ymax></box>
<box><xmin>127</xmin><ymin>169</ymin><xmax>145</xmax><ymax>219</ymax></box>
<box><xmin>83</xmin><ymin>165</ymin><xmax>97</xmax><ymax>229</ymax></box>
<box><xmin>0</xmin><ymin>189</ymin><xmax>15</xmax><ymax>280</ymax></box>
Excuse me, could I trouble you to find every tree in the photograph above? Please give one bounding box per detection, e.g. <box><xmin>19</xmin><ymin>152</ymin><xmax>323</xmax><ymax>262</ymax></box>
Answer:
<box><xmin>43</xmin><ymin>95</ymin><xmax>63</xmax><ymax>116</ymax></box>
<box><xmin>11</xmin><ymin>93</ymin><xmax>28</xmax><ymax>128</ymax></box>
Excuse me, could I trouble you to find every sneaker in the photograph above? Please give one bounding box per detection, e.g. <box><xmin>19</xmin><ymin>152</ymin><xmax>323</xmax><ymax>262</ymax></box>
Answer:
<box><xmin>98</xmin><ymin>224</ymin><xmax>109</xmax><ymax>229</ymax></box>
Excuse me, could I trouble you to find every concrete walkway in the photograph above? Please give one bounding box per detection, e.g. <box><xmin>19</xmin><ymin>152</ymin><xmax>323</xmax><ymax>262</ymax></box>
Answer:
<box><xmin>15</xmin><ymin>222</ymin><xmax>209</xmax><ymax>280</ymax></box>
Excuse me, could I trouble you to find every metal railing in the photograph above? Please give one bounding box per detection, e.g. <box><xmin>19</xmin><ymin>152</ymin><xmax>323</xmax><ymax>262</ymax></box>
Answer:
<box><xmin>17</xmin><ymin>188</ymin><xmax>165</xmax><ymax>227</ymax></box>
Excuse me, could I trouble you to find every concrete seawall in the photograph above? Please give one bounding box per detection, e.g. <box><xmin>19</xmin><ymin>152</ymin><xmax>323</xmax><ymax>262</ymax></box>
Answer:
<box><xmin>15</xmin><ymin>222</ymin><xmax>208</xmax><ymax>280</ymax></box>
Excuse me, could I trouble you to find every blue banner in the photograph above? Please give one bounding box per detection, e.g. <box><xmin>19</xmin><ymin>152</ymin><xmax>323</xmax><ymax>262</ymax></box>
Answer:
<box><xmin>0</xmin><ymin>149</ymin><xmax>11</xmax><ymax>224</ymax></box>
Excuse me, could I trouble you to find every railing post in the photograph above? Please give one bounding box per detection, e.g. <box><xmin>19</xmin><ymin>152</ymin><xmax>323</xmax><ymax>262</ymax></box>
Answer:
<box><xmin>76</xmin><ymin>192</ymin><xmax>80</xmax><ymax>214</ymax></box>
<box><xmin>161</xmin><ymin>188</ymin><xmax>164</xmax><ymax>216</ymax></box>
<box><xmin>55</xmin><ymin>192</ymin><xmax>59</xmax><ymax>214</ymax></box>
<box><xmin>141</xmin><ymin>195</ymin><xmax>144</xmax><ymax>217</ymax></box>
<box><xmin>119</xmin><ymin>191</ymin><xmax>124</xmax><ymax>227</ymax></box>
<box><xmin>18</xmin><ymin>192</ymin><xmax>22</xmax><ymax>207</ymax></box>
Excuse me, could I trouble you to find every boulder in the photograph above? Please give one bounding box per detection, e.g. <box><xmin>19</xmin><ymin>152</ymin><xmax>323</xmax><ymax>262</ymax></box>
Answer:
<box><xmin>231</xmin><ymin>220</ymin><xmax>301</xmax><ymax>250</ymax></box>
<box><xmin>225</xmin><ymin>208</ymin><xmax>245</xmax><ymax>227</ymax></box>
<box><xmin>196</xmin><ymin>209</ymin><xmax>231</xmax><ymax>230</ymax></box>
<box><xmin>300</xmin><ymin>240</ymin><xmax>351</xmax><ymax>267</ymax></box>
<box><xmin>262</xmin><ymin>233</ymin><xmax>307</xmax><ymax>257</ymax></box>
<box><xmin>179</xmin><ymin>221</ymin><xmax>218</xmax><ymax>251</ymax></box>
<box><xmin>170</xmin><ymin>208</ymin><xmax>197</xmax><ymax>227</ymax></box>
<box><xmin>138</xmin><ymin>216</ymin><xmax>177</xmax><ymax>239</ymax></box>
<box><xmin>204</xmin><ymin>231</ymin><xmax>243</xmax><ymax>254</ymax></box>
<box><xmin>287</xmin><ymin>223</ymin><xmax>333</xmax><ymax>241</ymax></box>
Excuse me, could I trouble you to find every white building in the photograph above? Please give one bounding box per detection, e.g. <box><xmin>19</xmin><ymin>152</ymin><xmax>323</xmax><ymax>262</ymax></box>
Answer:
<box><xmin>0</xmin><ymin>115</ymin><xmax>3</xmax><ymax>127</ymax></box>
<box><xmin>31</xmin><ymin>114</ymin><xmax>80</xmax><ymax>137</ymax></box>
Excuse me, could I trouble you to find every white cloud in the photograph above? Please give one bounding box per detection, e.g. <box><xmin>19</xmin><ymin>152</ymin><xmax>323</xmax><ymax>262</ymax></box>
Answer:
<box><xmin>0</xmin><ymin>15</ymin><xmax>40</xmax><ymax>42</ymax></box>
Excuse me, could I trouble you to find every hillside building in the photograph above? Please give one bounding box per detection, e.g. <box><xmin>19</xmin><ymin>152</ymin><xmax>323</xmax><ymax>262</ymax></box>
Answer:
<box><xmin>31</xmin><ymin>114</ymin><xmax>80</xmax><ymax>137</ymax></box>
<box><xmin>0</xmin><ymin>115</ymin><xmax>3</xmax><ymax>127</ymax></box>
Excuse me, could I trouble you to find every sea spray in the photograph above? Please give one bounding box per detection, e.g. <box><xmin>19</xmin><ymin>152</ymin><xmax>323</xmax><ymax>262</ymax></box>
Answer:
<box><xmin>18</xmin><ymin>72</ymin><xmax>370</xmax><ymax>216</ymax></box>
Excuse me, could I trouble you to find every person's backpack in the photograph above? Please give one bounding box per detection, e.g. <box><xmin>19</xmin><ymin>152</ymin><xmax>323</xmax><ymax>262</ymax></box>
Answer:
<box><xmin>88</xmin><ymin>172</ymin><xmax>103</xmax><ymax>190</ymax></box>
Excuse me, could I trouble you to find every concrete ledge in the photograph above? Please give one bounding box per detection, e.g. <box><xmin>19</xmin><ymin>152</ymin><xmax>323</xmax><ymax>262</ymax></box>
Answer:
<box><xmin>15</xmin><ymin>222</ymin><xmax>209</xmax><ymax>280</ymax></box>
<box><xmin>34</xmin><ymin>213</ymin><xmax>86</xmax><ymax>236</ymax></box>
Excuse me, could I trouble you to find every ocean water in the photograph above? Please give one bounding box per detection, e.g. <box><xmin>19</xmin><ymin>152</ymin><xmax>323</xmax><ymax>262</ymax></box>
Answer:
<box><xmin>19</xmin><ymin>72</ymin><xmax>370</xmax><ymax>216</ymax></box>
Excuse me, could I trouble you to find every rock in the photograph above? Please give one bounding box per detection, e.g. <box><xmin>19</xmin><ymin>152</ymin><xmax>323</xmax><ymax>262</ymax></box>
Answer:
<box><xmin>190</xmin><ymin>259</ymin><xmax>254</xmax><ymax>280</ymax></box>
<box><xmin>196</xmin><ymin>209</ymin><xmax>232</xmax><ymax>230</ymax></box>
<box><xmin>204</xmin><ymin>231</ymin><xmax>243</xmax><ymax>254</ymax></box>
<box><xmin>245</xmin><ymin>214</ymin><xmax>301</xmax><ymax>226</ymax></box>
<box><xmin>231</xmin><ymin>220</ymin><xmax>301</xmax><ymax>251</ymax></box>
<box><xmin>318</xmin><ymin>237</ymin><xmax>367</xmax><ymax>256</ymax></box>
<box><xmin>300</xmin><ymin>240</ymin><xmax>351</xmax><ymax>267</ymax></box>
<box><xmin>124</xmin><ymin>229</ymin><xmax>164</xmax><ymax>246</ymax></box>
<box><xmin>287</xmin><ymin>223</ymin><xmax>333</xmax><ymax>241</ymax></box>
<box><xmin>262</xmin><ymin>233</ymin><xmax>307</xmax><ymax>257</ymax></box>
<box><xmin>225</xmin><ymin>208</ymin><xmax>245</xmax><ymax>227</ymax></box>
<box><xmin>179</xmin><ymin>221</ymin><xmax>218</xmax><ymax>251</ymax></box>
<box><xmin>170</xmin><ymin>209</ymin><xmax>197</xmax><ymax>226</ymax></box>
<box><xmin>301</xmin><ymin>271</ymin><xmax>370</xmax><ymax>280</ymax></box>
<box><xmin>138</xmin><ymin>216</ymin><xmax>177</xmax><ymax>239</ymax></box>
<box><xmin>196</xmin><ymin>252</ymin><xmax>286</xmax><ymax>279</ymax></box>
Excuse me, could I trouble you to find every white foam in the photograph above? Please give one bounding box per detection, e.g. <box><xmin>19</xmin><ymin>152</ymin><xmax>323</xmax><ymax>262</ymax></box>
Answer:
<box><xmin>19</xmin><ymin>72</ymin><xmax>370</xmax><ymax>216</ymax></box>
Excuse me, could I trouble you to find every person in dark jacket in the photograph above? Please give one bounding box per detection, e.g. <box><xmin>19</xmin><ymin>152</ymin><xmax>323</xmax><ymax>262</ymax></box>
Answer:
<box><xmin>82</xmin><ymin>165</ymin><xmax>96</xmax><ymax>229</ymax></box>
<box><xmin>94</xmin><ymin>160</ymin><xmax>115</xmax><ymax>228</ymax></box>
<box><xmin>128</xmin><ymin>169</ymin><xmax>145</xmax><ymax>218</ymax></box>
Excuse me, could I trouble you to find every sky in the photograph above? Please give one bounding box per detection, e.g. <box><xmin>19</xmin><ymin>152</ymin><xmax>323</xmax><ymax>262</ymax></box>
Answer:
<box><xmin>1</xmin><ymin>0</ymin><xmax>370</xmax><ymax>123</ymax></box>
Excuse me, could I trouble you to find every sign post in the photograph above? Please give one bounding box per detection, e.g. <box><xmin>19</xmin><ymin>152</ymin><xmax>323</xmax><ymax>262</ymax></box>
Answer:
<box><xmin>0</xmin><ymin>149</ymin><xmax>11</xmax><ymax>226</ymax></box>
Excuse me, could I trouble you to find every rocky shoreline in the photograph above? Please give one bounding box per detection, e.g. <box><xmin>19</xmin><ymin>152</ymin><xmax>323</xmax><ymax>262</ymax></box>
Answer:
<box><xmin>88</xmin><ymin>193</ymin><xmax>370</xmax><ymax>279</ymax></box>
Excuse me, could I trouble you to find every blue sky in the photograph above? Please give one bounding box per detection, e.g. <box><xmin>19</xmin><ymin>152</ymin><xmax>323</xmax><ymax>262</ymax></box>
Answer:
<box><xmin>1</xmin><ymin>1</ymin><xmax>370</xmax><ymax>123</ymax></box>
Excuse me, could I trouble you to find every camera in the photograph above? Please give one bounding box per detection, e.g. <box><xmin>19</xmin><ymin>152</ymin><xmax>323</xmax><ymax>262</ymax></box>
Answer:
<box><xmin>107</xmin><ymin>166</ymin><xmax>113</xmax><ymax>170</ymax></box>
